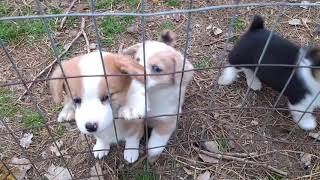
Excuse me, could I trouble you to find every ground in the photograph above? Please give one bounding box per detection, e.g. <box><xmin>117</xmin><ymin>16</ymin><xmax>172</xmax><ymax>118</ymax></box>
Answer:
<box><xmin>1</xmin><ymin>0</ymin><xmax>320</xmax><ymax>179</ymax></box>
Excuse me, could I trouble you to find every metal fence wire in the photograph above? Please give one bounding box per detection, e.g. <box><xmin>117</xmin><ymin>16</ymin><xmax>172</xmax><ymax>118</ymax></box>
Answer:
<box><xmin>1</xmin><ymin>0</ymin><xmax>320</xmax><ymax>179</ymax></box>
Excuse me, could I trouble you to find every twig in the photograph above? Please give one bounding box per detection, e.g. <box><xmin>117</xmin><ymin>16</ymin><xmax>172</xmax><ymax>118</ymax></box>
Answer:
<box><xmin>193</xmin><ymin>146</ymin><xmax>288</xmax><ymax>177</ymax></box>
<box><xmin>118</xmin><ymin>43</ymin><xmax>124</xmax><ymax>54</ymax></box>
<box><xmin>59</xmin><ymin>0</ymin><xmax>77</xmax><ymax>29</ymax></box>
<box><xmin>80</xmin><ymin>18</ymin><xmax>90</xmax><ymax>53</ymax></box>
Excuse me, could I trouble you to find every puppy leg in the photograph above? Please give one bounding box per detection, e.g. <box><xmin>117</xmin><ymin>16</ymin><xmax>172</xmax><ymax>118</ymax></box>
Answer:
<box><xmin>119</xmin><ymin>80</ymin><xmax>150</xmax><ymax>120</ymax></box>
<box><xmin>218</xmin><ymin>66</ymin><xmax>239</xmax><ymax>85</ymax></box>
<box><xmin>124</xmin><ymin>134</ymin><xmax>141</xmax><ymax>163</ymax></box>
<box><xmin>147</xmin><ymin>118</ymin><xmax>176</xmax><ymax>163</ymax></box>
<box><xmin>93</xmin><ymin>137</ymin><xmax>110</xmax><ymax>159</ymax></box>
<box><xmin>243</xmin><ymin>68</ymin><xmax>262</xmax><ymax>91</ymax></box>
<box><xmin>57</xmin><ymin>101</ymin><xmax>75</xmax><ymax>122</ymax></box>
<box><xmin>289</xmin><ymin>101</ymin><xmax>317</xmax><ymax>130</ymax></box>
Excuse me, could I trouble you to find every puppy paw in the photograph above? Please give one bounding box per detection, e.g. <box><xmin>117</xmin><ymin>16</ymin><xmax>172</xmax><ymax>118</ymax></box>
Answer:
<box><xmin>57</xmin><ymin>109</ymin><xmax>75</xmax><ymax>122</ymax></box>
<box><xmin>124</xmin><ymin>149</ymin><xmax>139</xmax><ymax>163</ymax></box>
<box><xmin>93</xmin><ymin>143</ymin><xmax>109</xmax><ymax>159</ymax></box>
<box><xmin>298</xmin><ymin>117</ymin><xmax>317</xmax><ymax>130</ymax></box>
<box><xmin>248</xmin><ymin>79</ymin><xmax>262</xmax><ymax>91</ymax></box>
<box><xmin>218</xmin><ymin>67</ymin><xmax>238</xmax><ymax>85</ymax></box>
<box><xmin>119</xmin><ymin>104</ymin><xmax>149</xmax><ymax>120</ymax></box>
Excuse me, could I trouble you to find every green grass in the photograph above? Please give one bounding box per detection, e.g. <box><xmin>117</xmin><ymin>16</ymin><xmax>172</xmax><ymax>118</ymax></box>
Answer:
<box><xmin>0</xmin><ymin>4</ymin><xmax>13</xmax><ymax>16</ymax></box>
<box><xmin>95</xmin><ymin>0</ymin><xmax>139</xmax><ymax>9</ymax></box>
<box><xmin>195</xmin><ymin>56</ymin><xmax>212</xmax><ymax>69</ymax></box>
<box><xmin>22</xmin><ymin>111</ymin><xmax>44</xmax><ymax>130</ymax></box>
<box><xmin>159</xmin><ymin>20</ymin><xmax>174</xmax><ymax>32</ymax></box>
<box><xmin>53</xmin><ymin>125</ymin><xmax>65</xmax><ymax>137</ymax></box>
<box><xmin>65</xmin><ymin>17</ymin><xmax>79</xmax><ymax>28</ymax></box>
<box><xmin>230</xmin><ymin>35</ymin><xmax>238</xmax><ymax>44</ymax></box>
<box><xmin>267</xmin><ymin>174</ymin><xmax>283</xmax><ymax>180</ymax></box>
<box><xmin>232</xmin><ymin>17</ymin><xmax>246</xmax><ymax>31</ymax></box>
<box><xmin>216</xmin><ymin>138</ymin><xmax>230</xmax><ymax>151</ymax></box>
<box><xmin>100</xmin><ymin>16</ymin><xmax>135</xmax><ymax>46</ymax></box>
<box><xmin>120</xmin><ymin>168</ymin><xmax>159</xmax><ymax>180</ymax></box>
<box><xmin>0</xmin><ymin>89</ymin><xmax>18</xmax><ymax>117</ymax></box>
<box><xmin>165</xmin><ymin>0</ymin><xmax>181</xmax><ymax>8</ymax></box>
<box><xmin>48</xmin><ymin>7</ymin><xmax>62</xmax><ymax>15</ymax></box>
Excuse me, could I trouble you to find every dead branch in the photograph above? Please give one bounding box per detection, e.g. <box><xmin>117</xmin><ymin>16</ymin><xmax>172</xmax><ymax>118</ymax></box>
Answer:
<box><xmin>59</xmin><ymin>0</ymin><xmax>77</xmax><ymax>29</ymax></box>
<box><xmin>193</xmin><ymin>146</ymin><xmax>288</xmax><ymax>177</ymax></box>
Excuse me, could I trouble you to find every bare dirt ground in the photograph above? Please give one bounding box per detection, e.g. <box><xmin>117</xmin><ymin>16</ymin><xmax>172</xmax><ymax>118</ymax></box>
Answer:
<box><xmin>1</xmin><ymin>0</ymin><xmax>320</xmax><ymax>179</ymax></box>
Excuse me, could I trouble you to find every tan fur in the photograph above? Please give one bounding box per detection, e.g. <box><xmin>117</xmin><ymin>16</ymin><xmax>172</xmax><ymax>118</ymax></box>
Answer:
<box><xmin>50</xmin><ymin>57</ymin><xmax>83</xmax><ymax>103</ymax></box>
<box><xmin>148</xmin><ymin>118</ymin><xmax>176</xmax><ymax>135</ymax></box>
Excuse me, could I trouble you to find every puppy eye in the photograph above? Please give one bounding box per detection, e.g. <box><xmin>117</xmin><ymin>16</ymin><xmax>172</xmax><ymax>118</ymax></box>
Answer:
<box><xmin>136</xmin><ymin>58</ymin><xmax>140</xmax><ymax>62</ymax></box>
<box><xmin>152</xmin><ymin>65</ymin><xmax>162</xmax><ymax>73</ymax></box>
<box><xmin>100</xmin><ymin>95</ymin><xmax>109</xmax><ymax>102</ymax></box>
<box><xmin>73</xmin><ymin>97</ymin><xmax>82</xmax><ymax>105</ymax></box>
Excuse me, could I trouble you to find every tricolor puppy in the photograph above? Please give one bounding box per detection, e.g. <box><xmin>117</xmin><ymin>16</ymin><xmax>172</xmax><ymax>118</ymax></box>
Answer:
<box><xmin>218</xmin><ymin>15</ymin><xmax>320</xmax><ymax>130</ymax></box>
<box><xmin>50</xmin><ymin>51</ymin><xmax>146</xmax><ymax>163</ymax></box>
<box><xmin>121</xmin><ymin>30</ymin><xmax>194</xmax><ymax>162</ymax></box>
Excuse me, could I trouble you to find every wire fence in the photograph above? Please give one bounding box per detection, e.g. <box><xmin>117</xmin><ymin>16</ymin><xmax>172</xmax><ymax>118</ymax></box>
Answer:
<box><xmin>1</xmin><ymin>0</ymin><xmax>320</xmax><ymax>179</ymax></box>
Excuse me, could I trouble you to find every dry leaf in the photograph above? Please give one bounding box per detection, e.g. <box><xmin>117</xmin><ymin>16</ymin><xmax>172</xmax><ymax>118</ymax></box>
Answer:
<box><xmin>251</xmin><ymin>120</ymin><xmax>259</xmax><ymax>126</ymax></box>
<box><xmin>301</xmin><ymin>18</ymin><xmax>311</xmax><ymax>25</ymax></box>
<box><xmin>213</xmin><ymin>27</ymin><xmax>223</xmax><ymax>36</ymax></box>
<box><xmin>49</xmin><ymin>140</ymin><xmax>63</xmax><ymax>156</ymax></box>
<box><xmin>89</xmin><ymin>43</ymin><xmax>96</xmax><ymax>50</ymax></box>
<box><xmin>308</xmin><ymin>131</ymin><xmax>320</xmax><ymax>140</ymax></box>
<box><xmin>10</xmin><ymin>157</ymin><xmax>32</xmax><ymax>180</ymax></box>
<box><xmin>183</xmin><ymin>167</ymin><xmax>193</xmax><ymax>175</ymax></box>
<box><xmin>300</xmin><ymin>1</ymin><xmax>310</xmax><ymax>9</ymax></box>
<box><xmin>88</xmin><ymin>162</ymin><xmax>104</xmax><ymax>180</ymax></box>
<box><xmin>44</xmin><ymin>164</ymin><xmax>72</xmax><ymax>180</ymax></box>
<box><xmin>300</xmin><ymin>153</ymin><xmax>312</xmax><ymax>168</ymax></box>
<box><xmin>204</xmin><ymin>141</ymin><xmax>220</xmax><ymax>153</ymax></box>
<box><xmin>199</xmin><ymin>153</ymin><xmax>219</xmax><ymax>164</ymax></box>
<box><xmin>196</xmin><ymin>171</ymin><xmax>211</xmax><ymax>180</ymax></box>
<box><xmin>20</xmin><ymin>133</ymin><xmax>33</xmax><ymax>148</ymax></box>
<box><xmin>289</xmin><ymin>19</ymin><xmax>302</xmax><ymax>26</ymax></box>
<box><xmin>206</xmin><ymin>24</ymin><xmax>213</xmax><ymax>30</ymax></box>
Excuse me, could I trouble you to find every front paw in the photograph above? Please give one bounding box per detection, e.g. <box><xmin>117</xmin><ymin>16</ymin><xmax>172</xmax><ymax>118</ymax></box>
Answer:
<box><xmin>57</xmin><ymin>109</ymin><xmax>75</xmax><ymax>122</ymax></box>
<box><xmin>124</xmin><ymin>149</ymin><xmax>139</xmax><ymax>163</ymax></box>
<box><xmin>119</xmin><ymin>104</ymin><xmax>149</xmax><ymax>120</ymax></box>
<box><xmin>93</xmin><ymin>143</ymin><xmax>109</xmax><ymax>159</ymax></box>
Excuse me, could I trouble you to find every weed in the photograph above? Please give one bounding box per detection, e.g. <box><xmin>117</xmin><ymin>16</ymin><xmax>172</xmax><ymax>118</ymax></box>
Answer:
<box><xmin>65</xmin><ymin>17</ymin><xmax>79</xmax><ymax>28</ymax></box>
<box><xmin>159</xmin><ymin>20</ymin><xmax>174</xmax><ymax>32</ymax></box>
<box><xmin>53</xmin><ymin>125</ymin><xmax>65</xmax><ymax>137</ymax></box>
<box><xmin>230</xmin><ymin>35</ymin><xmax>238</xmax><ymax>44</ymax></box>
<box><xmin>95</xmin><ymin>0</ymin><xmax>139</xmax><ymax>9</ymax></box>
<box><xmin>267</xmin><ymin>174</ymin><xmax>283</xmax><ymax>180</ymax></box>
<box><xmin>22</xmin><ymin>111</ymin><xmax>44</xmax><ymax>131</ymax></box>
<box><xmin>100</xmin><ymin>16</ymin><xmax>135</xmax><ymax>46</ymax></box>
<box><xmin>195</xmin><ymin>56</ymin><xmax>212</xmax><ymax>69</ymax></box>
<box><xmin>217</xmin><ymin>138</ymin><xmax>229</xmax><ymax>151</ymax></box>
<box><xmin>120</xmin><ymin>168</ymin><xmax>159</xmax><ymax>180</ymax></box>
<box><xmin>165</xmin><ymin>0</ymin><xmax>181</xmax><ymax>8</ymax></box>
<box><xmin>48</xmin><ymin>8</ymin><xmax>62</xmax><ymax>15</ymax></box>
<box><xmin>232</xmin><ymin>17</ymin><xmax>246</xmax><ymax>31</ymax></box>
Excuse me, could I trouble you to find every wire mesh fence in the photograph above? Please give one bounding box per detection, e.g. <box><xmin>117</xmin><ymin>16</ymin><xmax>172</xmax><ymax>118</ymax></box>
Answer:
<box><xmin>1</xmin><ymin>0</ymin><xmax>320</xmax><ymax>179</ymax></box>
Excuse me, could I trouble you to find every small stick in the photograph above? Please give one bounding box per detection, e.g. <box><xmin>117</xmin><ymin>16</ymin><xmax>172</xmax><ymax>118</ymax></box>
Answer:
<box><xmin>59</xmin><ymin>0</ymin><xmax>77</xmax><ymax>29</ymax></box>
<box><xmin>118</xmin><ymin>43</ymin><xmax>124</xmax><ymax>54</ymax></box>
<box><xmin>80</xmin><ymin>18</ymin><xmax>90</xmax><ymax>53</ymax></box>
<box><xmin>193</xmin><ymin>146</ymin><xmax>288</xmax><ymax>177</ymax></box>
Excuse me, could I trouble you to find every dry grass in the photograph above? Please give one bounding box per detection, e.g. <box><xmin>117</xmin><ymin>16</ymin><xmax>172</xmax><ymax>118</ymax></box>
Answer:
<box><xmin>1</xmin><ymin>0</ymin><xmax>320</xmax><ymax>179</ymax></box>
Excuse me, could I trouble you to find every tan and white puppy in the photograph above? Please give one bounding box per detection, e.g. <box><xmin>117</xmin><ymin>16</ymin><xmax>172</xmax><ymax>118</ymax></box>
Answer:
<box><xmin>50</xmin><ymin>51</ymin><xmax>146</xmax><ymax>163</ymax></box>
<box><xmin>121</xmin><ymin>30</ymin><xmax>194</xmax><ymax>162</ymax></box>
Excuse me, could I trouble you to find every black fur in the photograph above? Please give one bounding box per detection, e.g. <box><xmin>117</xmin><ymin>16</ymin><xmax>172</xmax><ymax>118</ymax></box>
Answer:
<box><xmin>228</xmin><ymin>15</ymin><xmax>310</xmax><ymax>105</ymax></box>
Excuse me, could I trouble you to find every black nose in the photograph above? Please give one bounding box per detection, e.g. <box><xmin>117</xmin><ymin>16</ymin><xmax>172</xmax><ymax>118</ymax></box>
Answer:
<box><xmin>85</xmin><ymin>122</ymin><xmax>98</xmax><ymax>132</ymax></box>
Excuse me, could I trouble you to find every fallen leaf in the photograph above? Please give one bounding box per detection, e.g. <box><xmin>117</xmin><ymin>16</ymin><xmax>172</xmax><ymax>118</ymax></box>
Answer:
<box><xmin>172</xmin><ymin>14</ymin><xmax>181</xmax><ymax>22</ymax></box>
<box><xmin>251</xmin><ymin>120</ymin><xmax>259</xmax><ymax>126</ymax></box>
<box><xmin>183</xmin><ymin>167</ymin><xmax>193</xmax><ymax>175</ymax></box>
<box><xmin>300</xmin><ymin>153</ymin><xmax>312</xmax><ymax>168</ymax></box>
<box><xmin>206</xmin><ymin>24</ymin><xmax>213</xmax><ymax>31</ymax></box>
<box><xmin>300</xmin><ymin>1</ymin><xmax>310</xmax><ymax>9</ymax></box>
<box><xmin>213</xmin><ymin>27</ymin><xmax>223</xmax><ymax>36</ymax></box>
<box><xmin>20</xmin><ymin>133</ymin><xmax>33</xmax><ymax>148</ymax></box>
<box><xmin>49</xmin><ymin>140</ymin><xmax>70</xmax><ymax>158</ymax></box>
<box><xmin>199</xmin><ymin>153</ymin><xmax>219</xmax><ymax>164</ymax></box>
<box><xmin>88</xmin><ymin>162</ymin><xmax>104</xmax><ymax>180</ymax></box>
<box><xmin>44</xmin><ymin>164</ymin><xmax>72</xmax><ymax>180</ymax></box>
<box><xmin>126</xmin><ymin>25</ymin><xmax>137</xmax><ymax>34</ymax></box>
<box><xmin>308</xmin><ymin>131</ymin><xmax>320</xmax><ymax>140</ymax></box>
<box><xmin>289</xmin><ymin>19</ymin><xmax>302</xmax><ymax>26</ymax></box>
<box><xmin>89</xmin><ymin>43</ymin><xmax>96</xmax><ymax>50</ymax></box>
<box><xmin>203</xmin><ymin>141</ymin><xmax>220</xmax><ymax>153</ymax></box>
<box><xmin>301</xmin><ymin>18</ymin><xmax>311</xmax><ymax>25</ymax></box>
<box><xmin>10</xmin><ymin>157</ymin><xmax>32</xmax><ymax>180</ymax></box>
<box><xmin>196</xmin><ymin>171</ymin><xmax>211</xmax><ymax>180</ymax></box>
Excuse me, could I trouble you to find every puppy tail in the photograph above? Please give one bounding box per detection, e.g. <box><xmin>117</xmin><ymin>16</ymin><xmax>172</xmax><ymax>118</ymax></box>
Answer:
<box><xmin>249</xmin><ymin>15</ymin><xmax>264</xmax><ymax>31</ymax></box>
<box><xmin>159</xmin><ymin>30</ymin><xmax>176</xmax><ymax>46</ymax></box>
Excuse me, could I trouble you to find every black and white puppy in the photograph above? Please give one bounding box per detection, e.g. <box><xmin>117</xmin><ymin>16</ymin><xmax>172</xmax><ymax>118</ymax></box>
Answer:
<box><xmin>218</xmin><ymin>15</ymin><xmax>320</xmax><ymax>130</ymax></box>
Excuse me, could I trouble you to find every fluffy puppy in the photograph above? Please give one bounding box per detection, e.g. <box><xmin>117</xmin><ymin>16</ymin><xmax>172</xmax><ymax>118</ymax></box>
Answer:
<box><xmin>218</xmin><ymin>15</ymin><xmax>320</xmax><ymax>130</ymax></box>
<box><xmin>121</xmin><ymin>30</ymin><xmax>194</xmax><ymax>162</ymax></box>
<box><xmin>50</xmin><ymin>51</ymin><xmax>146</xmax><ymax>163</ymax></box>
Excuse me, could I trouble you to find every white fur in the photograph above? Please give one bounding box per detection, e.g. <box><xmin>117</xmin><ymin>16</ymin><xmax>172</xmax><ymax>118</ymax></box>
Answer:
<box><xmin>218</xmin><ymin>53</ymin><xmax>320</xmax><ymax>130</ymax></box>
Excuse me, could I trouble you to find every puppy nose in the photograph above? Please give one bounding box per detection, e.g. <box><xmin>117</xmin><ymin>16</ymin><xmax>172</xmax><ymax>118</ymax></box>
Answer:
<box><xmin>85</xmin><ymin>122</ymin><xmax>98</xmax><ymax>132</ymax></box>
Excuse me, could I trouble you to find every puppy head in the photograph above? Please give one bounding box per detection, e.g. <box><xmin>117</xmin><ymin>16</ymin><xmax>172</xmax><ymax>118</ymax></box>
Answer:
<box><xmin>123</xmin><ymin>30</ymin><xmax>192</xmax><ymax>87</ymax></box>
<box><xmin>50</xmin><ymin>52</ymin><xmax>143</xmax><ymax>134</ymax></box>
<box><xmin>307</xmin><ymin>48</ymin><xmax>320</xmax><ymax>80</ymax></box>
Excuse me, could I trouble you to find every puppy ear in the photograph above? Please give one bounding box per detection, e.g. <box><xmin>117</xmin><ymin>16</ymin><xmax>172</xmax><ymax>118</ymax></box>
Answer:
<box><xmin>122</xmin><ymin>43</ymin><xmax>142</xmax><ymax>57</ymax></box>
<box><xmin>159</xmin><ymin>30</ymin><xmax>176</xmax><ymax>46</ymax></box>
<box><xmin>172</xmin><ymin>53</ymin><xmax>194</xmax><ymax>85</ymax></box>
<box><xmin>308</xmin><ymin>48</ymin><xmax>320</xmax><ymax>65</ymax></box>
<box><xmin>113</xmin><ymin>57</ymin><xmax>145</xmax><ymax>84</ymax></box>
<box><xmin>50</xmin><ymin>64</ymin><xmax>65</xmax><ymax>103</ymax></box>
